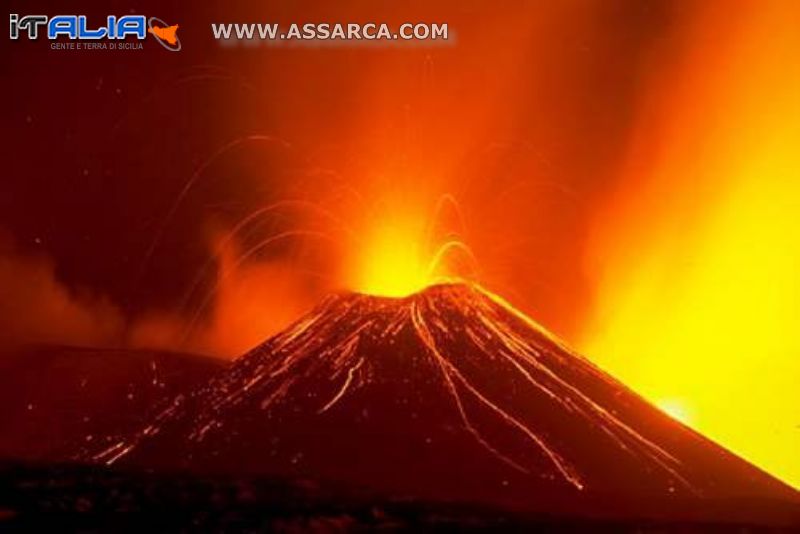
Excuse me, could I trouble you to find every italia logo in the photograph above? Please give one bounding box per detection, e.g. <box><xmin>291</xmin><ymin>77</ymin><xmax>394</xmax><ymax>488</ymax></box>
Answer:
<box><xmin>9</xmin><ymin>14</ymin><xmax>181</xmax><ymax>51</ymax></box>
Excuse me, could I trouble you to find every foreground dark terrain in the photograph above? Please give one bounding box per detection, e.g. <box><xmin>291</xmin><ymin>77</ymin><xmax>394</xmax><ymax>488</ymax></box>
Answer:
<box><xmin>1</xmin><ymin>462</ymin><xmax>798</xmax><ymax>531</ymax></box>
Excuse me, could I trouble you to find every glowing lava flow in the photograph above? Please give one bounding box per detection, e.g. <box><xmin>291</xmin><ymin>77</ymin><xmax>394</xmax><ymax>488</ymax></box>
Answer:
<box><xmin>92</xmin><ymin>283</ymin><xmax>793</xmax><ymax>505</ymax></box>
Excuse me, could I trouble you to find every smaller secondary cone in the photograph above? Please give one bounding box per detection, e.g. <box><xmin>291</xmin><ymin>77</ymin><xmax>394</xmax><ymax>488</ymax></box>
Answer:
<box><xmin>0</xmin><ymin>346</ymin><xmax>223</xmax><ymax>462</ymax></box>
<box><xmin>99</xmin><ymin>283</ymin><xmax>797</xmax><ymax>510</ymax></box>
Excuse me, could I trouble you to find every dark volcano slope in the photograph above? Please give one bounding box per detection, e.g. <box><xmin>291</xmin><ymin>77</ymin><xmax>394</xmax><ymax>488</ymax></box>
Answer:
<box><xmin>100</xmin><ymin>284</ymin><xmax>797</xmax><ymax>510</ymax></box>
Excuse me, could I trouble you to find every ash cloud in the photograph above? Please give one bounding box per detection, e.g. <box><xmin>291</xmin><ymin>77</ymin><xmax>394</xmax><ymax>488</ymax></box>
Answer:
<box><xmin>0</xmin><ymin>228</ymin><xmax>316</xmax><ymax>359</ymax></box>
<box><xmin>0</xmin><ymin>232</ymin><xmax>125</xmax><ymax>349</ymax></box>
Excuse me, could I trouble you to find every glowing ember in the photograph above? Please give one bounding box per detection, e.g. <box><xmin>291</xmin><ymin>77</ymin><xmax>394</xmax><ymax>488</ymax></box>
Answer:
<box><xmin>656</xmin><ymin>399</ymin><xmax>693</xmax><ymax>426</ymax></box>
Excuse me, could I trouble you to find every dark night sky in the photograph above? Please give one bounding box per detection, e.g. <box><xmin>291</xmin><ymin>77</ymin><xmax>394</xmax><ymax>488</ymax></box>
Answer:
<box><xmin>2</xmin><ymin>0</ymin><xmax>677</xmax><ymax>350</ymax></box>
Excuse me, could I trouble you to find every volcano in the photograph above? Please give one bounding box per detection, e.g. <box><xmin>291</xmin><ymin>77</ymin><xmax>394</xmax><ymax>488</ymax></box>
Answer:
<box><xmin>98</xmin><ymin>283</ymin><xmax>796</xmax><ymax>513</ymax></box>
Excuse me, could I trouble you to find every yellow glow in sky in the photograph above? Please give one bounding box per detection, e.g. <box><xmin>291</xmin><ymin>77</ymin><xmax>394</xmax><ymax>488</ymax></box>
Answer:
<box><xmin>581</xmin><ymin>1</ymin><xmax>800</xmax><ymax>489</ymax></box>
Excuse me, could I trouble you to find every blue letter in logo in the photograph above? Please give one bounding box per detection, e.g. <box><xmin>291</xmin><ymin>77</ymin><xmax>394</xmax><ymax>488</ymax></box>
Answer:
<box><xmin>115</xmin><ymin>15</ymin><xmax>146</xmax><ymax>39</ymax></box>
<box><xmin>48</xmin><ymin>16</ymin><xmax>78</xmax><ymax>39</ymax></box>
<box><xmin>77</xmin><ymin>15</ymin><xmax>108</xmax><ymax>39</ymax></box>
